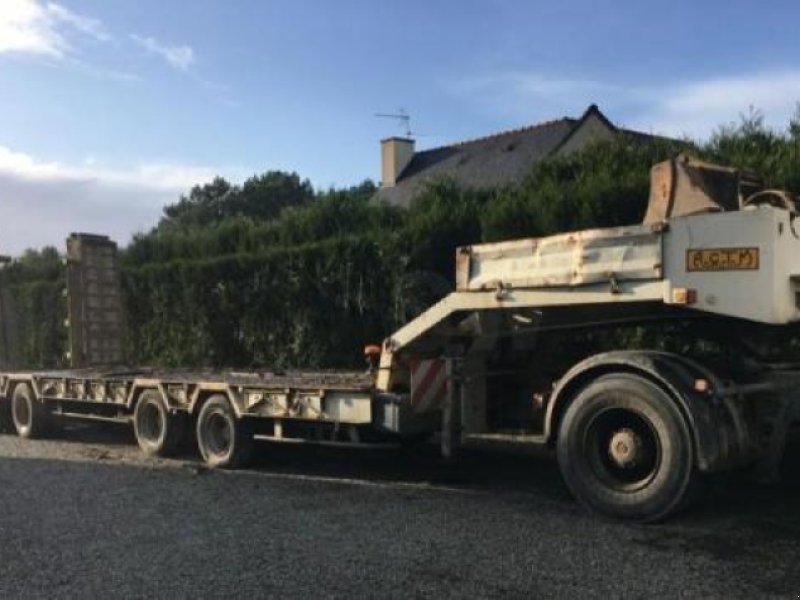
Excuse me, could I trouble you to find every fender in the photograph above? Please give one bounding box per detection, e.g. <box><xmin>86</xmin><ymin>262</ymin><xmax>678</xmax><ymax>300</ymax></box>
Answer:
<box><xmin>187</xmin><ymin>385</ymin><xmax>244</xmax><ymax>418</ymax></box>
<box><xmin>2</xmin><ymin>375</ymin><xmax>37</xmax><ymax>400</ymax></box>
<box><xmin>544</xmin><ymin>350</ymin><xmax>750</xmax><ymax>473</ymax></box>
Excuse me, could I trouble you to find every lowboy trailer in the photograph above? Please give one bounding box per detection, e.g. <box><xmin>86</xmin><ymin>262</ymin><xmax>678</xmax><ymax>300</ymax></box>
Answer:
<box><xmin>3</xmin><ymin>155</ymin><xmax>800</xmax><ymax>521</ymax></box>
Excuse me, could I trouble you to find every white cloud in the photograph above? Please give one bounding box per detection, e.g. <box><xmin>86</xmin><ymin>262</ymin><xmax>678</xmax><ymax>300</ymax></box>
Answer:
<box><xmin>44</xmin><ymin>2</ymin><xmax>107</xmax><ymax>42</ymax></box>
<box><xmin>131</xmin><ymin>34</ymin><xmax>194</xmax><ymax>71</ymax></box>
<box><xmin>0</xmin><ymin>145</ymin><xmax>238</xmax><ymax>255</ymax></box>
<box><xmin>0</xmin><ymin>0</ymin><xmax>108</xmax><ymax>58</ymax></box>
<box><xmin>632</xmin><ymin>71</ymin><xmax>800</xmax><ymax>139</ymax></box>
<box><xmin>451</xmin><ymin>69</ymin><xmax>800</xmax><ymax>140</ymax></box>
<box><xmin>0</xmin><ymin>145</ymin><xmax>216</xmax><ymax>189</ymax></box>
<box><xmin>0</xmin><ymin>0</ymin><xmax>65</xmax><ymax>57</ymax></box>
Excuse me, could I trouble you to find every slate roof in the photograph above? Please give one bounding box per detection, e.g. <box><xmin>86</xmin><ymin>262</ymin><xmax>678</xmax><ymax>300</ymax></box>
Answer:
<box><xmin>373</xmin><ymin>105</ymin><xmax>665</xmax><ymax>208</ymax></box>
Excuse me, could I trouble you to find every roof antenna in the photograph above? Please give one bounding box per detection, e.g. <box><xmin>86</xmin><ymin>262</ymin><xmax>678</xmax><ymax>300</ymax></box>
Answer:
<box><xmin>375</xmin><ymin>108</ymin><xmax>413</xmax><ymax>137</ymax></box>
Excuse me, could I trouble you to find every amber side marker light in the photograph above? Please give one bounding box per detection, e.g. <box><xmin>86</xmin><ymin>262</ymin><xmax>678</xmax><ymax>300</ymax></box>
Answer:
<box><xmin>694</xmin><ymin>378</ymin><xmax>710</xmax><ymax>393</ymax></box>
<box><xmin>672</xmin><ymin>288</ymin><xmax>698</xmax><ymax>305</ymax></box>
<box><xmin>364</xmin><ymin>344</ymin><xmax>382</xmax><ymax>370</ymax></box>
<box><xmin>364</xmin><ymin>344</ymin><xmax>382</xmax><ymax>357</ymax></box>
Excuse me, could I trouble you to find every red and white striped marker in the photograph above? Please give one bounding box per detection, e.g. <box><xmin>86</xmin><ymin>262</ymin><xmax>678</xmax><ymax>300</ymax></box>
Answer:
<box><xmin>409</xmin><ymin>358</ymin><xmax>448</xmax><ymax>413</ymax></box>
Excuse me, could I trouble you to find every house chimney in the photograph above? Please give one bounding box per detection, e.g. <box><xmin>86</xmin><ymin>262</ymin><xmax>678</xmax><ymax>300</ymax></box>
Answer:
<box><xmin>380</xmin><ymin>137</ymin><xmax>415</xmax><ymax>187</ymax></box>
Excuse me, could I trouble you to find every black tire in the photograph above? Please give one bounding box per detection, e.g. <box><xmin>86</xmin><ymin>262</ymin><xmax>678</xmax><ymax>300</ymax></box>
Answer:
<box><xmin>557</xmin><ymin>373</ymin><xmax>695</xmax><ymax>522</ymax></box>
<box><xmin>196</xmin><ymin>395</ymin><xmax>252</xmax><ymax>468</ymax></box>
<box><xmin>11</xmin><ymin>383</ymin><xmax>49</xmax><ymax>439</ymax></box>
<box><xmin>133</xmin><ymin>390</ymin><xmax>185</xmax><ymax>457</ymax></box>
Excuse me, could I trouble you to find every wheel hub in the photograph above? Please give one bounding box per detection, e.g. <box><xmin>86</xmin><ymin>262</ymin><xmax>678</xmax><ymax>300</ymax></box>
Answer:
<box><xmin>608</xmin><ymin>428</ymin><xmax>642</xmax><ymax>468</ymax></box>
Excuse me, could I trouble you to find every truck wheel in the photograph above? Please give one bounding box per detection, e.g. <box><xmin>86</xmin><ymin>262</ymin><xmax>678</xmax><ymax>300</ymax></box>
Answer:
<box><xmin>11</xmin><ymin>383</ymin><xmax>49</xmax><ymax>439</ymax></box>
<box><xmin>134</xmin><ymin>390</ymin><xmax>185</xmax><ymax>457</ymax></box>
<box><xmin>557</xmin><ymin>373</ymin><xmax>695</xmax><ymax>522</ymax></box>
<box><xmin>196</xmin><ymin>395</ymin><xmax>252</xmax><ymax>468</ymax></box>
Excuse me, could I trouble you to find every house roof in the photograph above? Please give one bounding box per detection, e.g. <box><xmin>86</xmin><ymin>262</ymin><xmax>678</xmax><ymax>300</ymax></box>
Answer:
<box><xmin>374</xmin><ymin>105</ymin><xmax>665</xmax><ymax>208</ymax></box>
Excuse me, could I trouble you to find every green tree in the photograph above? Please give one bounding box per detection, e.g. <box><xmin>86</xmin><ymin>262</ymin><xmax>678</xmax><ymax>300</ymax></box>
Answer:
<box><xmin>4</xmin><ymin>247</ymin><xmax>63</xmax><ymax>284</ymax></box>
<box><xmin>231</xmin><ymin>171</ymin><xmax>314</xmax><ymax>221</ymax></box>
<box><xmin>276</xmin><ymin>180</ymin><xmax>400</xmax><ymax>246</ymax></box>
<box><xmin>705</xmin><ymin>107</ymin><xmax>800</xmax><ymax>194</ymax></box>
<box><xmin>406</xmin><ymin>178</ymin><xmax>487</xmax><ymax>277</ymax></box>
<box><xmin>160</xmin><ymin>171</ymin><xmax>314</xmax><ymax>228</ymax></box>
<box><xmin>162</xmin><ymin>177</ymin><xmax>235</xmax><ymax>228</ymax></box>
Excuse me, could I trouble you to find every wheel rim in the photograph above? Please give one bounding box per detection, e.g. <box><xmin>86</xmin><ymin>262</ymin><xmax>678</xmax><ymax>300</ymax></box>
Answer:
<box><xmin>138</xmin><ymin>401</ymin><xmax>164</xmax><ymax>444</ymax></box>
<box><xmin>203</xmin><ymin>410</ymin><xmax>233</xmax><ymax>458</ymax></box>
<box><xmin>582</xmin><ymin>407</ymin><xmax>661</xmax><ymax>493</ymax></box>
<box><xmin>12</xmin><ymin>394</ymin><xmax>31</xmax><ymax>430</ymax></box>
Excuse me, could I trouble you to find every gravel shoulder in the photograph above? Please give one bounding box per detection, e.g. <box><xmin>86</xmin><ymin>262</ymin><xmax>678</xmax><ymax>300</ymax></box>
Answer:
<box><xmin>0</xmin><ymin>424</ymin><xmax>799</xmax><ymax>598</ymax></box>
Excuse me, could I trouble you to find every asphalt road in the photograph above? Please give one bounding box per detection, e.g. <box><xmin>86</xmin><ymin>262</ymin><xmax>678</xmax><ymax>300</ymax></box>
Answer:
<box><xmin>0</xmin><ymin>424</ymin><xmax>799</xmax><ymax>599</ymax></box>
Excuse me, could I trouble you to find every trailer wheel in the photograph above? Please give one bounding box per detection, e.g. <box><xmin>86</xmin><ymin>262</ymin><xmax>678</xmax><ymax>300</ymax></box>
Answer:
<box><xmin>196</xmin><ymin>395</ymin><xmax>252</xmax><ymax>468</ymax></box>
<box><xmin>134</xmin><ymin>390</ymin><xmax>185</xmax><ymax>457</ymax></box>
<box><xmin>557</xmin><ymin>373</ymin><xmax>695</xmax><ymax>522</ymax></box>
<box><xmin>11</xmin><ymin>383</ymin><xmax>49</xmax><ymax>439</ymax></box>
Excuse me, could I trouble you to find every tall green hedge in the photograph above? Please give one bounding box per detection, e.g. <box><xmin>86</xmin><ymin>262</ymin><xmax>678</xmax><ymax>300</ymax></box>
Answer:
<box><xmin>0</xmin><ymin>247</ymin><xmax>65</xmax><ymax>368</ymax></box>
<box><xmin>122</xmin><ymin>236</ymin><xmax>409</xmax><ymax>368</ymax></box>
<box><xmin>4</xmin><ymin>280</ymin><xmax>66</xmax><ymax>370</ymax></box>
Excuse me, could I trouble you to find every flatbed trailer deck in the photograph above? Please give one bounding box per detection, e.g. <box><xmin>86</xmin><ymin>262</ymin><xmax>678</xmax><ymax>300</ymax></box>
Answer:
<box><xmin>0</xmin><ymin>368</ymin><xmax>381</xmax><ymax>436</ymax></box>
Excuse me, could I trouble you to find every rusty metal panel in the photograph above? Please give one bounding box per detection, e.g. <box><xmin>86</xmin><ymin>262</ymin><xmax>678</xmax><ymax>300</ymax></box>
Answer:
<box><xmin>457</xmin><ymin>223</ymin><xmax>662</xmax><ymax>292</ymax></box>
<box><xmin>643</xmin><ymin>155</ymin><xmax>741</xmax><ymax>224</ymax></box>
<box><xmin>65</xmin><ymin>233</ymin><xmax>126</xmax><ymax>367</ymax></box>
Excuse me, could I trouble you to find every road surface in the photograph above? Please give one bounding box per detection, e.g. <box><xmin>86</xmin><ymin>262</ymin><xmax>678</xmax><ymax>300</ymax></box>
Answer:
<box><xmin>0</xmin><ymin>424</ymin><xmax>798</xmax><ymax>598</ymax></box>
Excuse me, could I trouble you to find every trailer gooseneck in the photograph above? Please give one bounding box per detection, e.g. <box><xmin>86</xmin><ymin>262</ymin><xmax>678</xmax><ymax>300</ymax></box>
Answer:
<box><xmin>3</xmin><ymin>155</ymin><xmax>800</xmax><ymax>521</ymax></box>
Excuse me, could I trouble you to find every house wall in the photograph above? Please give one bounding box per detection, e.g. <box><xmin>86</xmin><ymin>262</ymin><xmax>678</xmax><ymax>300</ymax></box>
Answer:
<box><xmin>555</xmin><ymin>112</ymin><xmax>616</xmax><ymax>156</ymax></box>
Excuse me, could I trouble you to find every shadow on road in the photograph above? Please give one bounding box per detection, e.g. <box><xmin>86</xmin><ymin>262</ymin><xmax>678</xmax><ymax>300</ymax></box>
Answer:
<box><xmin>37</xmin><ymin>421</ymin><xmax>800</xmax><ymax>529</ymax></box>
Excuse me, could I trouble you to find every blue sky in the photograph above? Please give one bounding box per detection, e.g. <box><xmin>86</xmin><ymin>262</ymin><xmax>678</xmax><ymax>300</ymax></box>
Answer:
<box><xmin>1</xmin><ymin>0</ymin><xmax>800</xmax><ymax>253</ymax></box>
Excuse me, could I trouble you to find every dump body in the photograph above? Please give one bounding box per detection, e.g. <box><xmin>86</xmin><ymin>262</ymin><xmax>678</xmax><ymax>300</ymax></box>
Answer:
<box><xmin>462</xmin><ymin>204</ymin><xmax>800</xmax><ymax>324</ymax></box>
<box><xmin>455</xmin><ymin>222</ymin><xmax>662</xmax><ymax>292</ymax></box>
